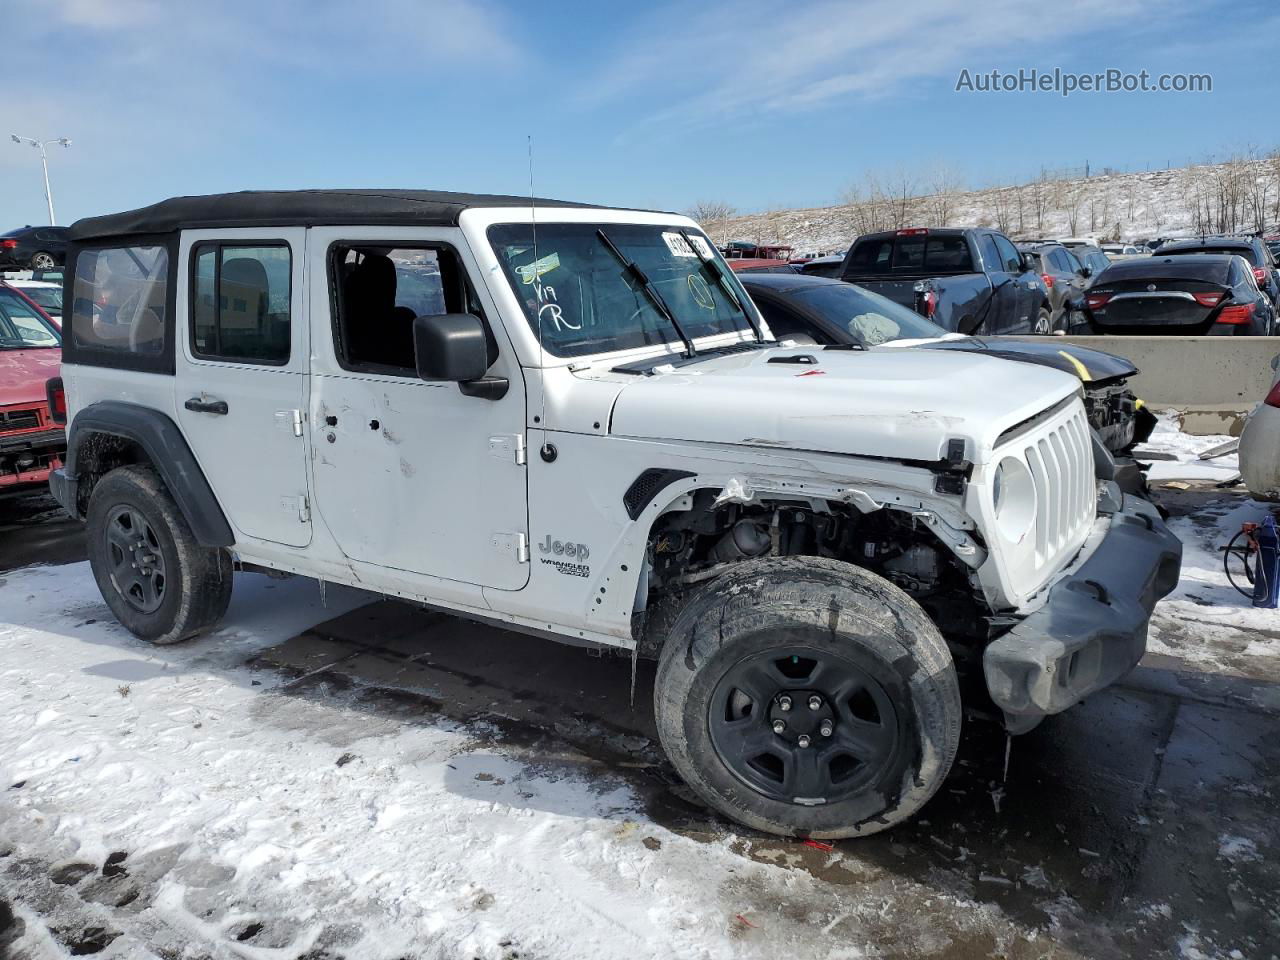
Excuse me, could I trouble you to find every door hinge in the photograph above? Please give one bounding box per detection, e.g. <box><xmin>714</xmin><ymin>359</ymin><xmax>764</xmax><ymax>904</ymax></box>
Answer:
<box><xmin>488</xmin><ymin>433</ymin><xmax>526</xmax><ymax>465</ymax></box>
<box><xmin>274</xmin><ymin>409</ymin><xmax>305</xmax><ymax>437</ymax></box>
<box><xmin>491</xmin><ymin>531</ymin><xmax>529</xmax><ymax>563</ymax></box>
<box><xmin>298</xmin><ymin>495</ymin><xmax>310</xmax><ymax>523</ymax></box>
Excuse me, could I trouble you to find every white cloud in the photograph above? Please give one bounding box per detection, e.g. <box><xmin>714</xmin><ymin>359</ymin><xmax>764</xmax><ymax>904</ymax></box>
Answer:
<box><xmin>0</xmin><ymin>0</ymin><xmax>527</xmax><ymax>222</ymax></box>
<box><xmin>580</xmin><ymin>0</ymin><xmax>1174</xmax><ymax>137</ymax></box>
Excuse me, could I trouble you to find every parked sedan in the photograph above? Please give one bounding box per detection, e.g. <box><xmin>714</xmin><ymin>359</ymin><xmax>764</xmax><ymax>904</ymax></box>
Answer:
<box><xmin>741</xmin><ymin>272</ymin><xmax>1155</xmax><ymax>463</ymax></box>
<box><xmin>1017</xmin><ymin>241</ymin><xmax>1090</xmax><ymax>331</ymax></box>
<box><xmin>1157</xmin><ymin>236</ymin><xmax>1280</xmax><ymax>304</ymax></box>
<box><xmin>0</xmin><ymin>225</ymin><xmax>69</xmax><ymax>271</ymax></box>
<box><xmin>1083</xmin><ymin>254</ymin><xmax>1275</xmax><ymax>336</ymax></box>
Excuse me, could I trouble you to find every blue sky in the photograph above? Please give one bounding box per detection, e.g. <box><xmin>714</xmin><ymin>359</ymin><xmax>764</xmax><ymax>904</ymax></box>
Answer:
<box><xmin>3</xmin><ymin>0</ymin><xmax>1278</xmax><ymax>227</ymax></box>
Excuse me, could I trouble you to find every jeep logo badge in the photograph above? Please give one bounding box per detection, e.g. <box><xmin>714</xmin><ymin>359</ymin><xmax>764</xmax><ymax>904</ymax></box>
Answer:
<box><xmin>539</xmin><ymin>535</ymin><xmax>589</xmax><ymax>561</ymax></box>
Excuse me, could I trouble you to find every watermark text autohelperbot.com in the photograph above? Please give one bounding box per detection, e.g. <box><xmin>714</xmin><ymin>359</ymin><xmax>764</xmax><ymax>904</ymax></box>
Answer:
<box><xmin>955</xmin><ymin>68</ymin><xmax>1211</xmax><ymax>97</ymax></box>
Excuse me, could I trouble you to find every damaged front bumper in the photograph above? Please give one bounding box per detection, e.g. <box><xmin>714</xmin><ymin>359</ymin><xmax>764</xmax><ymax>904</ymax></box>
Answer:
<box><xmin>983</xmin><ymin>491</ymin><xmax>1182</xmax><ymax>732</ymax></box>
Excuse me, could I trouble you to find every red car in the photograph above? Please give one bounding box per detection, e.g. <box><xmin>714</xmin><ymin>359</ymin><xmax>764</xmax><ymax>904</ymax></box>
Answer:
<box><xmin>0</xmin><ymin>282</ymin><xmax>65</xmax><ymax>497</ymax></box>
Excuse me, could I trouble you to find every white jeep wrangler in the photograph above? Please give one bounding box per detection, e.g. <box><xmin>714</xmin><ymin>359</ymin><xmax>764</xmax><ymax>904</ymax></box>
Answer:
<box><xmin>48</xmin><ymin>190</ymin><xmax>1182</xmax><ymax>838</ymax></box>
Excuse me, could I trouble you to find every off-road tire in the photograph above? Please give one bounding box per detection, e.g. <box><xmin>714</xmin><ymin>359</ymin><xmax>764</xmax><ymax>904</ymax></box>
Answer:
<box><xmin>654</xmin><ymin>556</ymin><xmax>961</xmax><ymax>839</ymax></box>
<box><xmin>29</xmin><ymin>251</ymin><xmax>56</xmax><ymax>270</ymax></box>
<box><xmin>86</xmin><ymin>465</ymin><xmax>232</xmax><ymax>644</ymax></box>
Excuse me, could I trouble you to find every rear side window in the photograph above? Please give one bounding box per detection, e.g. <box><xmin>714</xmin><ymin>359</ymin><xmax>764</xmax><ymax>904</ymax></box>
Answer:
<box><xmin>979</xmin><ymin>235</ymin><xmax>1002</xmax><ymax>270</ymax></box>
<box><xmin>191</xmin><ymin>243</ymin><xmax>291</xmax><ymax>364</ymax></box>
<box><xmin>993</xmin><ymin>235</ymin><xmax>1022</xmax><ymax>272</ymax></box>
<box><xmin>70</xmin><ymin>245</ymin><xmax>170</xmax><ymax>360</ymax></box>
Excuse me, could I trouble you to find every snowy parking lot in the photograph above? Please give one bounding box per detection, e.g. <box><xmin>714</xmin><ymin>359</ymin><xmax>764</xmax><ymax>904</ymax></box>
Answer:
<box><xmin>0</xmin><ymin>420</ymin><xmax>1277</xmax><ymax>960</ymax></box>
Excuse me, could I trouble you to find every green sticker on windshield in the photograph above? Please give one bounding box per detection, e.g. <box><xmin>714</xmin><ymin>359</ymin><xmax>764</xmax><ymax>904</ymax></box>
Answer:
<box><xmin>516</xmin><ymin>252</ymin><xmax>560</xmax><ymax>284</ymax></box>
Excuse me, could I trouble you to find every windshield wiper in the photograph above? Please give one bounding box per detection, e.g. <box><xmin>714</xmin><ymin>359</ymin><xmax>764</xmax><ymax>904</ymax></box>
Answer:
<box><xmin>596</xmin><ymin>228</ymin><xmax>696</xmax><ymax>358</ymax></box>
<box><xmin>680</xmin><ymin>229</ymin><xmax>765</xmax><ymax>343</ymax></box>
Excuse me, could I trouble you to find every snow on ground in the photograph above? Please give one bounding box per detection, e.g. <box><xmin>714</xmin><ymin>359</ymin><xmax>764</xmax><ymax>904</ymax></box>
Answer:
<box><xmin>0</xmin><ymin>413</ymin><xmax>1275</xmax><ymax>958</ymax></box>
<box><xmin>1134</xmin><ymin>413</ymin><xmax>1280</xmax><ymax>681</ymax></box>
<box><xmin>1132</xmin><ymin>412</ymin><xmax>1239</xmax><ymax>484</ymax></box>
<box><xmin>0</xmin><ymin>564</ymin><xmax>1053</xmax><ymax>960</ymax></box>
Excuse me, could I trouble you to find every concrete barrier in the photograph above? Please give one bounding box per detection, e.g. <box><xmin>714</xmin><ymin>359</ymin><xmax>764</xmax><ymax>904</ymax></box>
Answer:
<box><xmin>998</xmin><ymin>336</ymin><xmax>1280</xmax><ymax>436</ymax></box>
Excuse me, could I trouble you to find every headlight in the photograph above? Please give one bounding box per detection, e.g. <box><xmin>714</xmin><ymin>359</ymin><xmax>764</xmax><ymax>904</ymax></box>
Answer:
<box><xmin>992</xmin><ymin>456</ymin><xmax>1036</xmax><ymax>542</ymax></box>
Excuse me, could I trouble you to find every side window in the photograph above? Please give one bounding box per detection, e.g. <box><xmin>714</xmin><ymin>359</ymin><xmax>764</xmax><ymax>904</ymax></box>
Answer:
<box><xmin>1061</xmin><ymin>249</ymin><xmax>1083</xmax><ymax>273</ymax></box>
<box><xmin>755</xmin><ymin>299</ymin><xmax>826</xmax><ymax>342</ymax></box>
<box><xmin>978</xmin><ymin>234</ymin><xmax>1002</xmax><ymax>271</ymax></box>
<box><xmin>993</xmin><ymin>234</ymin><xmax>1022</xmax><ymax>273</ymax></box>
<box><xmin>330</xmin><ymin>244</ymin><xmax>492</xmax><ymax>373</ymax></box>
<box><xmin>191</xmin><ymin>243</ymin><xmax>291</xmax><ymax>364</ymax></box>
<box><xmin>70</xmin><ymin>245</ymin><xmax>169</xmax><ymax>358</ymax></box>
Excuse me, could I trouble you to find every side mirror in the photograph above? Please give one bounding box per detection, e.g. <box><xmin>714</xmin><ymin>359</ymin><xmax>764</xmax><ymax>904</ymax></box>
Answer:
<box><xmin>412</xmin><ymin>313</ymin><xmax>508</xmax><ymax>400</ymax></box>
<box><xmin>1079</xmin><ymin>265</ymin><xmax>1093</xmax><ymax>278</ymax></box>
<box><xmin>1020</xmin><ymin>253</ymin><xmax>1037</xmax><ymax>273</ymax></box>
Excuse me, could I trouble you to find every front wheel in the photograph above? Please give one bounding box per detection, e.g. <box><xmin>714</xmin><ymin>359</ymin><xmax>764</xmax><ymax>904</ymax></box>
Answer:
<box><xmin>29</xmin><ymin>251</ymin><xmax>56</xmax><ymax>270</ymax></box>
<box><xmin>86</xmin><ymin>464</ymin><xmax>233</xmax><ymax>644</ymax></box>
<box><xmin>654</xmin><ymin>557</ymin><xmax>961</xmax><ymax>839</ymax></box>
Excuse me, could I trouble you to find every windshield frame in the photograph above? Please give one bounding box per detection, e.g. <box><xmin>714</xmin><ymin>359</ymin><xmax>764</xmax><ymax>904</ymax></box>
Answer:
<box><xmin>479</xmin><ymin>214</ymin><xmax>764</xmax><ymax>364</ymax></box>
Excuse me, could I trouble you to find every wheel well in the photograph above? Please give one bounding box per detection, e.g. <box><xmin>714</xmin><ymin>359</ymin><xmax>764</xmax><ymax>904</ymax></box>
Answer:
<box><xmin>636</xmin><ymin>489</ymin><xmax>989</xmax><ymax>658</ymax></box>
<box><xmin>71</xmin><ymin>432</ymin><xmax>148</xmax><ymax>516</ymax></box>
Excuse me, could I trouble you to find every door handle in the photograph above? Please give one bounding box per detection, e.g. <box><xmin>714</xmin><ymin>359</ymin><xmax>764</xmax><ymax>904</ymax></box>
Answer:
<box><xmin>185</xmin><ymin>397</ymin><xmax>229</xmax><ymax>415</ymax></box>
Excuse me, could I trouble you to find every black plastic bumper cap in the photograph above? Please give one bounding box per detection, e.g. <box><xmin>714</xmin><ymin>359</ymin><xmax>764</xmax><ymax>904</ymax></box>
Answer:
<box><xmin>984</xmin><ymin>495</ymin><xmax>1182</xmax><ymax>725</ymax></box>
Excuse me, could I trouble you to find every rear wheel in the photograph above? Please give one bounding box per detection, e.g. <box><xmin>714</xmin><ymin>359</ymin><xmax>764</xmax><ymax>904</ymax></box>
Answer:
<box><xmin>654</xmin><ymin>557</ymin><xmax>961</xmax><ymax>838</ymax></box>
<box><xmin>86</xmin><ymin>465</ymin><xmax>232</xmax><ymax>644</ymax></box>
<box><xmin>1033</xmin><ymin>306</ymin><xmax>1054</xmax><ymax>335</ymax></box>
<box><xmin>29</xmin><ymin>251</ymin><xmax>56</xmax><ymax>270</ymax></box>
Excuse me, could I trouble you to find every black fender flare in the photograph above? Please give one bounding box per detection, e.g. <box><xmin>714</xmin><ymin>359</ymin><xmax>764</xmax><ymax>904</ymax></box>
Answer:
<box><xmin>65</xmin><ymin>401</ymin><xmax>234</xmax><ymax>547</ymax></box>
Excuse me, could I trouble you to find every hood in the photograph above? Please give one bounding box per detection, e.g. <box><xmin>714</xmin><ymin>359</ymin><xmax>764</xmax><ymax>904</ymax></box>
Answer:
<box><xmin>608</xmin><ymin>347</ymin><xmax>1080</xmax><ymax>465</ymax></box>
<box><xmin>918</xmin><ymin>338</ymin><xmax>1138</xmax><ymax>385</ymax></box>
<box><xmin>0</xmin><ymin>348</ymin><xmax>61</xmax><ymax>408</ymax></box>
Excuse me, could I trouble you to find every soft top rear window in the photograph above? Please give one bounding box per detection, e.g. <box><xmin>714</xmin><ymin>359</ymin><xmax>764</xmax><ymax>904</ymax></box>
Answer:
<box><xmin>845</xmin><ymin>235</ymin><xmax>972</xmax><ymax>275</ymax></box>
<box><xmin>67</xmin><ymin>242</ymin><xmax>173</xmax><ymax>372</ymax></box>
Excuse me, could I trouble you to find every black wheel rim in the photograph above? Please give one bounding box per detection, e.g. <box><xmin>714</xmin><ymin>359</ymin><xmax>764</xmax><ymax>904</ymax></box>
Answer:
<box><xmin>104</xmin><ymin>506</ymin><xmax>167</xmax><ymax>614</ymax></box>
<box><xmin>708</xmin><ymin>646</ymin><xmax>900</xmax><ymax>805</ymax></box>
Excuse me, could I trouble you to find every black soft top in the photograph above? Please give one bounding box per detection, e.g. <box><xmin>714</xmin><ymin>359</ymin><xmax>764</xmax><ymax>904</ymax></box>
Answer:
<box><xmin>69</xmin><ymin>189</ymin><xmax>652</xmax><ymax>241</ymax></box>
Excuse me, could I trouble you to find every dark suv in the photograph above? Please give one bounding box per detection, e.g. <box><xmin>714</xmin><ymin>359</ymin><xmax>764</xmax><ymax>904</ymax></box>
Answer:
<box><xmin>0</xmin><ymin>225</ymin><xmax>70</xmax><ymax>271</ymax></box>
<box><xmin>1157</xmin><ymin>236</ymin><xmax>1279</xmax><ymax>304</ymax></box>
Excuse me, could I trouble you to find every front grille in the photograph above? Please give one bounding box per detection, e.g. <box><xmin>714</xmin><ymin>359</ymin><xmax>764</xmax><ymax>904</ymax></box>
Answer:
<box><xmin>0</xmin><ymin>409</ymin><xmax>41</xmax><ymax>431</ymax></box>
<box><xmin>1022</xmin><ymin>406</ymin><xmax>1096</xmax><ymax>569</ymax></box>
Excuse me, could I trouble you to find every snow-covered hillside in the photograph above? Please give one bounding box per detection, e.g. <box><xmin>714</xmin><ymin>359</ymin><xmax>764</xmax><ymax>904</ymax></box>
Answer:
<box><xmin>708</xmin><ymin>158</ymin><xmax>1280</xmax><ymax>255</ymax></box>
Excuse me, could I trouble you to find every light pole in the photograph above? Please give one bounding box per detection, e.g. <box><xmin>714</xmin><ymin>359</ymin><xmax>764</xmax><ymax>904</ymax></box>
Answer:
<box><xmin>9</xmin><ymin>135</ymin><xmax>72</xmax><ymax>225</ymax></box>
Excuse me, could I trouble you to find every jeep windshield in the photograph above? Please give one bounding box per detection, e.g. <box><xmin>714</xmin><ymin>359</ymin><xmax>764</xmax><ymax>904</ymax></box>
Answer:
<box><xmin>0</xmin><ymin>287</ymin><xmax>60</xmax><ymax>349</ymax></box>
<box><xmin>488</xmin><ymin>223</ymin><xmax>759</xmax><ymax>359</ymax></box>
